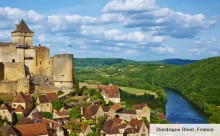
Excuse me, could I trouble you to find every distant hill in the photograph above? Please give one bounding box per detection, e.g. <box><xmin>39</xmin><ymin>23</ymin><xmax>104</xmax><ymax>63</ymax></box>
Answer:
<box><xmin>158</xmin><ymin>59</ymin><xmax>198</xmax><ymax>65</ymax></box>
<box><xmin>74</xmin><ymin>58</ymin><xmax>197</xmax><ymax>67</ymax></box>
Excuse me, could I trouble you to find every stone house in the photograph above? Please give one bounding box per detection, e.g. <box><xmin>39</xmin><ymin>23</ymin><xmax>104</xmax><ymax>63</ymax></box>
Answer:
<box><xmin>0</xmin><ymin>123</ymin><xmax>18</xmax><ymax>136</ymax></box>
<box><xmin>127</xmin><ymin>118</ymin><xmax>149</xmax><ymax>136</ymax></box>
<box><xmin>101</xmin><ymin>106</ymin><xmax>111</xmax><ymax>116</ymax></box>
<box><xmin>0</xmin><ymin>103</ymin><xmax>14</xmax><ymax>122</ymax></box>
<box><xmin>81</xmin><ymin>104</ymin><xmax>105</xmax><ymax>120</ymax></box>
<box><xmin>36</xmin><ymin>92</ymin><xmax>58</xmax><ymax>112</ymax></box>
<box><xmin>98</xmin><ymin>85</ymin><xmax>120</xmax><ymax>103</ymax></box>
<box><xmin>36</xmin><ymin>95</ymin><xmax>52</xmax><ymax>112</ymax></box>
<box><xmin>12</xmin><ymin>92</ymin><xmax>33</xmax><ymax>116</ymax></box>
<box><xmin>101</xmin><ymin>118</ymin><xmax>123</xmax><ymax>136</ymax></box>
<box><xmin>134</xmin><ymin>104</ymin><xmax>151</xmax><ymax>122</ymax></box>
<box><xmin>115</xmin><ymin>109</ymin><xmax>137</xmax><ymax>121</ymax></box>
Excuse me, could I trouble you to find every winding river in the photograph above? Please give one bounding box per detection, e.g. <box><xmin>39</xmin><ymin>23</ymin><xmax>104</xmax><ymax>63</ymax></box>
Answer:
<box><xmin>165</xmin><ymin>89</ymin><xmax>207</xmax><ymax>123</ymax></box>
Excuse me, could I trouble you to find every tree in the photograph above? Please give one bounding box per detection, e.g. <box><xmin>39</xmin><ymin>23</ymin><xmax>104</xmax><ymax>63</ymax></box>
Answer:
<box><xmin>208</xmin><ymin>114</ymin><xmax>220</xmax><ymax>123</ymax></box>
<box><xmin>69</xmin><ymin>107</ymin><xmax>81</xmax><ymax>119</ymax></box>
<box><xmin>52</xmin><ymin>100</ymin><xmax>63</xmax><ymax>111</ymax></box>
<box><xmin>75</xmin><ymin>79</ymin><xmax>80</xmax><ymax>95</ymax></box>
<box><xmin>0</xmin><ymin>99</ymin><xmax>4</xmax><ymax>106</ymax></box>
<box><xmin>43</xmin><ymin>112</ymin><xmax>53</xmax><ymax>120</ymax></box>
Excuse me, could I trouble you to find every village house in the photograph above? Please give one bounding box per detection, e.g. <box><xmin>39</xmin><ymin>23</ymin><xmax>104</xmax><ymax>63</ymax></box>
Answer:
<box><xmin>101</xmin><ymin>118</ymin><xmax>123</xmax><ymax>136</ymax></box>
<box><xmin>98</xmin><ymin>85</ymin><xmax>120</xmax><ymax>103</ymax></box>
<box><xmin>42</xmin><ymin>118</ymin><xmax>65</xmax><ymax>136</ymax></box>
<box><xmin>115</xmin><ymin>109</ymin><xmax>137</xmax><ymax>121</ymax></box>
<box><xmin>81</xmin><ymin>104</ymin><xmax>105</xmax><ymax>120</ymax></box>
<box><xmin>36</xmin><ymin>92</ymin><xmax>58</xmax><ymax>112</ymax></box>
<box><xmin>0</xmin><ymin>103</ymin><xmax>14</xmax><ymax>122</ymax></box>
<box><xmin>135</xmin><ymin>103</ymin><xmax>151</xmax><ymax>122</ymax></box>
<box><xmin>127</xmin><ymin>118</ymin><xmax>149</xmax><ymax>136</ymax></box>
<box><xmin>12</xmin><ymin>92</ymin><xmax>33</xmax><ymax>116</ymax></box>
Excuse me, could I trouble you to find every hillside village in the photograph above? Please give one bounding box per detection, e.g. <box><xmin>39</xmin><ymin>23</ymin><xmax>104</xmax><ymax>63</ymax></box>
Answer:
<box><xmin>0</xmin><ymin>20</ymin><xmax>167</xmax><ymax>136</ymax></box>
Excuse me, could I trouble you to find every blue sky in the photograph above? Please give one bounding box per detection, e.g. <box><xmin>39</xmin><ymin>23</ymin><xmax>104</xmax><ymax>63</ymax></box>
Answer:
<box><xmin>0</xmin><ymin>0</ymin><xmax>220</xmax><ymax>61</ymax></box>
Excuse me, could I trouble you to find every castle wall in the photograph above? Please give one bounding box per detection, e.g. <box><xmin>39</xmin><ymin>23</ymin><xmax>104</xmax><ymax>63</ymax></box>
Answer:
<box><xmin>12</xmin><ymin>32</ymin><xmax>34</xmax><ymax>46</ymax></box>
<box><xmin>0</xmin><ymin>45</ymin><xmax>17</xmax><ymax>62</ymax></box>
<box><xmin>24</xmin><ymin>49</ymin><xmax>37</xmax><ymax>76</ymax></box>
<box><xmin>35</xmin><ymin>46</ymin><xmax>52</xmax><ymax>77</ymax></box>
<box><xmin>17</xmin><ymin>79</ymin><xmax>30</xmax><ymax>94</ymax></box>
<box><xmin>3</xmin><ymin>62</ymin><xmax>26</xmax><ymax>81</ymax></box>
<box><xmin>53</xmin><ymin>54</ymin><xmax>74</xmax><ymax>89</ymax></box>
<box><xmin>0</xmin><ymin>81</ymin><xmax>17</xmax><ymax>93</ymax></box>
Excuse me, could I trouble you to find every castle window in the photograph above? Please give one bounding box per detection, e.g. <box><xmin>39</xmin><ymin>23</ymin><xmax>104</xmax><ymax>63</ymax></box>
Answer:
<box><xmin>49</xmin><ymin>61</ymin><xmax>50</xmax><ymax>65</ymax></box>
<box><xmin>40</xmin><ymin>61</ymin><xmax>41</xmax><ymax>65</ymax></box>
<box><xmin>61</xmin><ymin>75</ymin><xmax>64</xmax><ymax>76</ymax></box>
<box><xmin>12</xmin><ymin>59</ymin><xmax>15</xmax><ymax>63</ymax></box>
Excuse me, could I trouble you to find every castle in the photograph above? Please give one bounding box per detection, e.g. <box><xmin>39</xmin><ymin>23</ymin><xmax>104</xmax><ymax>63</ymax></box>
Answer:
<box><xmin>0</xmin><ymin>19</ymin><xmax>74</xmax><ymax>94</ymax></box>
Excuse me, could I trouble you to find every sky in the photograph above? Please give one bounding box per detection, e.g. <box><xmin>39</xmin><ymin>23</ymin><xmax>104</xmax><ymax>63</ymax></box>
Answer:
<box><xmin>0</xmin><ymin>0</ymin><xmax>220</xmax><ymax>61</ymax></box>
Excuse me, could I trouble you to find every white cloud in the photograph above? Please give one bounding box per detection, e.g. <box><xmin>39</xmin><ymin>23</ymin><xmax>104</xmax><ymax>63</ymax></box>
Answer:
<box><xmin>103</xmin><ymin>0</ymin><xmax>156</xmax><ymax>12</ymax></box>
<box><xmin>150</xmin><ymin>46</ymin><xmax>175</xmax><ymax>54</ymax></box>
<box><xmin>102</xmin><ymin>0</ymin><xmax>216</xmax><ymax>38</ymax></box>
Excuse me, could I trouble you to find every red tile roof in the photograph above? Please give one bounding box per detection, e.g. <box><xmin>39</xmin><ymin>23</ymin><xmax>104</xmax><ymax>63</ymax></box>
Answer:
<box><xmin>46</xmin><ymin>92</ymin><xmax>58</xmax><ymax>102</ymax></box>
<box><xmin>134</xmin><ymin>103</ymin><xmax>147</xmax><ymax>110</ymax></box>
<box><xmin>15</xmin><ymin>123</ymin><xmax>49</xmax><ymax>136</ymax></box>
<box><xmin>130</xmin><ymin>118</ymin><xmax>143</xmax><ymax>132</ymax></box>
<box><xmin>15</xmin><ymin>105</ymin><xmax>24</xmax><ymax>113</ymax></box>
<box><xmin>111</xmin><ymin>104</ymin><xmax>122</xmax><ymax>111</ymax></box>
<box><xmin>32</xmin><ymin>111</ymin><xmax>44</xmax><ymax>120</ymax></box>
<box><xmin>90</xmin><ymin>104</ymin><xmax>100</xmax><ymax>114</ymax></box>
<box><xmin>42</xmin><ymin>118</ymin><xmax>61</xmax><ymax>129</ymax></box>
<box><xmin>98</xmin><ymin>85</ymin><xmax>120</xmax><ymax>98</ymax></box>
<box><xmin>156</xmin><ymin>112</ymin><xmax>166</xmax><ymax>120</ymax></box>
<box><xmin>82</xmin><ymin>106</ymin><xmax>94</xmax><ymax>119</ymax></box>
<box><xmin>101</xmin><ymin>106</ymin><xmax>111</xmax><ymax>112</ymax></box>
<box><xmin>112</xmin><ymin>117</ymin><xmax>123</xmax><ymax>124</ymax></box>
<box><xmin>13</xmin><ymin>92</ymin><xmax>32</xmax><ymax>103</ymax></box>
<box><xmin>38</xmin><ymin>95</ymin><xmax>49</xmax><ymax>103</ymax></box>
<box><xmin>102</xmin><ymin>119</ymin><xmax>120</xmax><ymax>134</ymax></box>
<box><xmin>55</xmin><ymin>110</ymin><xmax>69</xmax><ymax>116</ymax></box>
<box><xmin>16</xmin><ymin>117</ymin><xmax>36</xmax><ymax>125</ymax></box>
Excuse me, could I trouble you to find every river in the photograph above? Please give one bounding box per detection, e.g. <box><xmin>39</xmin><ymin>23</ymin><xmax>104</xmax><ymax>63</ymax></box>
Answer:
<box><xmin>165</xmin><ymin>89</ymin><xmax>207</xmax><ymax>123</ymax></box>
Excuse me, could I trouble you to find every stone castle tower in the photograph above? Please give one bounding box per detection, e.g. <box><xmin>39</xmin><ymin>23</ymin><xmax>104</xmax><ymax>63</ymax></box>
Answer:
<box><xmin>0</xmin><ymin>19</ymin><xmax>74</xmax><ymax>94</ymax></box>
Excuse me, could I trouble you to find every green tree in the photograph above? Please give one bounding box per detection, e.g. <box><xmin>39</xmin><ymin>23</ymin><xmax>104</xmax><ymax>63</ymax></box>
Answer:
<box><xmin>75</xmin><ymin>79</ymin><xmax>80</xmax><ymax>95</ymax></box>
<box><xmin>69</xmin><ymin>107</ymin><xmax>81</xmax><ymax>119</ymax></box>
<box><xmin>43</xmin><ymin>112</ymin><xmax>53</xmax><ymax>120</ymax></box>
<box><xmin>208</xmin><ymin>114</ymin><xmax>220</xmax><ymax>123</ymax></box>
<box><xmin>0</xmin><ymin>99</ymin><xmax>4</xmax><ymax>106</ymax></box>
<box><xmin>52</xmin><ymin>100</ymin><xmax>63</xmax><ymax>111</ymax></box>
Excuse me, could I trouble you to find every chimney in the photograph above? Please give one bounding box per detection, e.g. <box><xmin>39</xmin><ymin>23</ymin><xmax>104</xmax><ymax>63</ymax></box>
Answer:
<box><xmin>15</xmin><ymin>24</ymin><xmax>19</xmax><ymax>30</ymax></box>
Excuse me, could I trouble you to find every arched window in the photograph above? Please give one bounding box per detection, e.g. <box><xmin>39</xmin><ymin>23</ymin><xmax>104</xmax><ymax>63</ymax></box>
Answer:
<box><xmin>12</xmin><ymin>59</ymin><xmax>15</xmax><ymax>63</ymax></box>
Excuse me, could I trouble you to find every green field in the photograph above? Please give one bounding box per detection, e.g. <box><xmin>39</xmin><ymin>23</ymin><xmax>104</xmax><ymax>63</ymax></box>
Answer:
<box><xmin>119</xmin><ymin>86</ymin><xmax>157</xmax><ymax>97</ymax></box>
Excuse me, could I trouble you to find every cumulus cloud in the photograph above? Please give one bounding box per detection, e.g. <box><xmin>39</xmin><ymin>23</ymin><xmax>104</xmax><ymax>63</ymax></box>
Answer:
<box><xmin>150</xmin><ymin>46</ymin><xmax>175</xmax><ymax>54</ymax></box>
<box><xmin>102</xmin><ymin>0</ymin><xmax>216</xmax><ymax>38</ymax></box>
<box><xmin>81</xmin><ymin>25</ymin><xmax>164</xmax><ymax>43</ymax></box>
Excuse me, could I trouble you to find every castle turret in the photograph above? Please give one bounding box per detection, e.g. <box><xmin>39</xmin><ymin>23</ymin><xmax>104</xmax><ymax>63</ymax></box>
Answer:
<box><xmin>11</xmin><ymin>19</ymin><xmax>34</xmax><ymax>47</ymax></box>
<box><xmin>52</xmin><ymin>54</ymin><xmax>74</xmax><ymax>90</ymax></box>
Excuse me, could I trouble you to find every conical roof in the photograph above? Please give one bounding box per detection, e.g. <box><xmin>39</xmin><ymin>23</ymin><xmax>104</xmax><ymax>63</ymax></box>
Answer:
<box><xmin>12</xmin><ymin>19</ymin><xmax>34</xmax><ymax>33</ymax></box>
